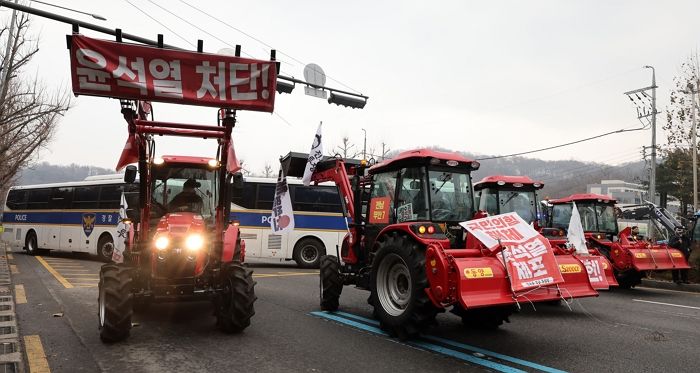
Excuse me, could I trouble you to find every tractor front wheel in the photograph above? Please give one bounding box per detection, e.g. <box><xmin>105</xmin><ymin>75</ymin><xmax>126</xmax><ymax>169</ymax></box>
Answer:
<box><xmin>215</xmin><ymin>263</ymin><xmax>257</xmax><ymax>333</ymax></box>
<box><xmin>319</xmin><ymin>255</ymin><xmax>343</xmax><ymax>311</ymax></box>
<box><xmin>98</xmin><ymin>264</ymin><xmax>133</xmax><ymax>343</ymax></box>
<box><xmin>369</xmin><ymin>232</ymin><xmax>438</xmax><ymax>340</ymax></box>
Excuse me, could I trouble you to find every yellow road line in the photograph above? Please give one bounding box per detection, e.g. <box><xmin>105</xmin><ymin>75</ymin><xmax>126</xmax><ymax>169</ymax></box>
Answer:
<box><xmin>10</xmin><ymin>264</ymin><xmax>18</xmax><ymax>274</ymax></box>
<box><xmin>254</xmin><ymin>272</ymin><xmax>318</xmax><ymax>278</ymax></box>
<box><xmin>61</xmin><ymin>273</ymin><xmax>98</xmax><ymax>276</ymax></box>
<box><xmin>36</xmin><ymin>257</ymin><xmax>74</xmax><ymax>289</ymax></box>
<box><xmin>15</xmin><ymin>284</ymin><xmax>27</xmax><ymax>304</ymax></box>
<box><xmin>24</xmin><ymin>335</ymin><xmax>51</xmax><ymax>373</ymax></box>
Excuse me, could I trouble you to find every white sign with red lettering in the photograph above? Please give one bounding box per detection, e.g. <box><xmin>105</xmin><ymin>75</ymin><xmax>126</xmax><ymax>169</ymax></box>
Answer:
<box><xmin>461</xmin><ymin>213</ymin><xmax>565</xmax><ymax>292</ymax></box>
<box><xmin>580</xmin><ymin>256</ymin><xmax>609</xmax><ymax>289</ymax></box>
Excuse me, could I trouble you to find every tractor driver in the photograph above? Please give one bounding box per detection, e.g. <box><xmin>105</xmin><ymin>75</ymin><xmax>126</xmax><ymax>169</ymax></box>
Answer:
<box><xmin>168</xmin><ymin>178</ymin><xmax>204</xmax><ymax>213</ymax></box>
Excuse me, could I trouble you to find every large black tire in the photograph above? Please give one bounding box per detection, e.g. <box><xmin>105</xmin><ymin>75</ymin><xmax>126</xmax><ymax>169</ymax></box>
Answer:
<box><xmin>98</xmin><ymin>264</ymin><xmax>133</xmax><ymax>343</ymax></box>
<box><xmin>293</xmin><ymin>237</ymin><xmax>325</xmax><ymax>269</ymax></box>
<box><xmin>216</xmin><ymin>263</ymin><xmax>257</xmax><ymax>333</ymax></box>
<box><xmin>319</xmin><ymin>255</ymin><xmax>343</xmax><ymax>311</ymax></box>
<box><xmin>25</xmin><ymin>231</ymin><xmax>38</xmax><ymax>256</ymax></box>
<box><xmin>97</xmin><ymin>234</ymin><xmax>115</xmax><ymax>263</ymax></box>
<box><xmin>369</xmin><ymin>232</ymin><xmax>439</xmax><ymax>340</ymax></box>
<box><xmin>615</xmin><ymin>269</ymin><xmax>642</xmax><ymax>290</ymax></box>
<box><xmin>452</xmin><ymin>304</ymin><xmax>514</xmax><ymax>329</ymax></box>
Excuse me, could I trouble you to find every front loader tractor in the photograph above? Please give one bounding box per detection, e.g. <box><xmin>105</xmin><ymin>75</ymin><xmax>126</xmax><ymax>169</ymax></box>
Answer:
<box><xmin>288</xmin><ymin>149</ymin><xmax>591</xmax><ymax>340</ymax></box>
<box><xmin>548</xmin><ymin>194</ymin><xmax>690</xmax><ymax>288</ymax></box>
<box><xmin>98</xmin><ymin>102</ymin><xmax>256</xmax><ymax>342</ymax></box>
<box><xmin>474</xmin><ymin>175</ymin><xmax>617</xmax><ymax>289</ymax></box>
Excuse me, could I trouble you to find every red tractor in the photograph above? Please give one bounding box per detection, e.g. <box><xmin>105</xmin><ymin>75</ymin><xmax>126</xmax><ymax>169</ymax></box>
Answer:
<box><xmin>547</xmin><ymin>194</ymin><xmax>691</xmax><ymax>288</ymax></box>
<box><xmin>473</xmin><ymin>175</ymin><xmax>618</xmax><ymax>289</ymax></box>
<box><xmin>287</xmin><ymin>149</ymin><xmax>596</xmax><ymax>340</ymax></box>
<box><xmin>98</xmin><ymin>102</ymin><xmax>255</xmax><ymax>342</ymax></box>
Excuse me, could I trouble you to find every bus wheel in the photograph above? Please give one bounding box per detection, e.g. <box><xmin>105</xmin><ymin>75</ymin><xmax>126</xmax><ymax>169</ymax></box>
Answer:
<box><xmin>97</xmin><ymin>235</ymin><xmax>115</xmax><ymax>262</ymax></box>
<box><xmin>25</xmin><ymin>231</ymin><xmax>38</xmax><ymax>256</ymax></box>
<box><xmin>294</xmin><ymin>238</ymin><xmax>325</xmax><ymax>269</ymax></box>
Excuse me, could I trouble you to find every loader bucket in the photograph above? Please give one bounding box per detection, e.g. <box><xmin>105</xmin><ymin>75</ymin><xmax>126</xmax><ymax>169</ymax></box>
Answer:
<box><xmin>554</xmin><ymin>255</ymin><xmax>599</xmax><ymax>297</ymax></box>
<box><xmin>449</xmin><ymin>256</ymin><xmax>596</xmax><ymax>309</ymax></box>
<box><xmin>627</xmin><ymin>246</ymin><xmax>691</xmax><ymax>271</ymax></box>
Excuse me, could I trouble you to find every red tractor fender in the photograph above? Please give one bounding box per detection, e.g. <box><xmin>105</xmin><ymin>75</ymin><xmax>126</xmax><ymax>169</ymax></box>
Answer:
<box><xmin>222</xmin><ymin>224</ymin><xmax>242</xmax><ymax>263</ymax></box>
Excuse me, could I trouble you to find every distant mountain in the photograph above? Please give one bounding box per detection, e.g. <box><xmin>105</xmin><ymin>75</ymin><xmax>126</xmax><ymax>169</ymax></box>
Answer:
<box><xmin>16</xmin><ymin>152</ymin><xmax>647</xmax><ymax>200</ymax></box>
<box><xmin>16</xmin><ymin>162</ymin><xmax>115</xmax><ymax>186</ymax></box>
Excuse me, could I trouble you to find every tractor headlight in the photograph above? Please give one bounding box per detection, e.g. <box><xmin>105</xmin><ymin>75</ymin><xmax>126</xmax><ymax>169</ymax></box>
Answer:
<box><xmin>185</xmin><ymin>234</ymin><xmax>205</xmax><ymax>252</ymax></box>
<box><xmin>155</xmin><ymin>236</ymin><xmax>170</xmax><ymax>250</ymax></box>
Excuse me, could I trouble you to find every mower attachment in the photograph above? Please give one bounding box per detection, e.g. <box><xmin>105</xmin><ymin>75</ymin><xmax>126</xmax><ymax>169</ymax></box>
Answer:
<box><xmin>625</xmin><ymin>246</ymin><xmax>690</xmax><ymax>271</ymax></box>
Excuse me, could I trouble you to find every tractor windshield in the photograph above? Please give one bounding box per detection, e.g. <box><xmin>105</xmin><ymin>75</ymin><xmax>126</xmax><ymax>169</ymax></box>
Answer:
<box><xmin>499</xmin><ymin>189</ymin><xmax>537</xmax><ymax>223</ymax></box>
<box><xmin>551</xmin><ymin>202</ymin><xmax>617</xmax><ymax>233</ymax></box>
<box><xmin>151</xmin><ymin>165</ymin><xmax>217</xmax><ymax>222</ymax></box>
<box><xmin>426</xmin><ymin>168</ymin><xmax>473</xmax><ymax>222</ymax></box>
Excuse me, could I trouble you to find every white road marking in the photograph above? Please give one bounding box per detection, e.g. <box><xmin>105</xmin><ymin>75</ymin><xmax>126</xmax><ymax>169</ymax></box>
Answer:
<box><xmin>633</xmin><ymin>299</ymin><xmax>700</xmax><ymax>310</ymax></box>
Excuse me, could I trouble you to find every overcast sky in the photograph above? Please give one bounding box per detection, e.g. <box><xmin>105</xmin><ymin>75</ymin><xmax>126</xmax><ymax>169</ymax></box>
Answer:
<box><xmin>7</xmin><ymin>0</ymin><xmax>700</xmax><ymax>174</ymax></box>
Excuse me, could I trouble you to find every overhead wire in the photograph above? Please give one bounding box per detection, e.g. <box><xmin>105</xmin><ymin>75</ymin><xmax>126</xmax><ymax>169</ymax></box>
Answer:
<box><xmin>124</xmin><ymin>0</ymin><xmax>196</xmax><ymax>48</ymax></box>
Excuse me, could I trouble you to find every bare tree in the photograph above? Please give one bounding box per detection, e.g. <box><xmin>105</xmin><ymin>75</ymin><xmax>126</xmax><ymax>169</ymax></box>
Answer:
<box><xmin>262</xmin><ymin>162</ymin><xmax>273</xmax><ymax>178</ymax></box>
<box><xmin>238</xmin><ymin>159</ymin><xmax>251</xmax><ymax>176</ymax></box>
<box><xmin>0</xmin><ymin>12</ymin><xmax>71</xmax><ymax>192</ymax></box>
<box><xmin>664</xmin><ymin>52</ymin><xmax>700</xmax><ymax>151</ymax></box>
<box><xmin>332</xmin><ymin>136</ymin><xmax>359</xmax><ymax>159</ymax></box>
<box><xmin>380</xmin><ymin>142</ymin><xmax>392</xmax><ymax>160</ymax></box>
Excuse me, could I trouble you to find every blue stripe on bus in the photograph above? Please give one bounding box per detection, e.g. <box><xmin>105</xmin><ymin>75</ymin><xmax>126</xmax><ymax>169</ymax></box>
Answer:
<box><xmin>1</xmin><ymin>211</ymin><xmax>119</xmax><ymax>226</ymax></box>
<box><xmin>230</xmin><ymin>210</ymin><xmax>349</xmax><ymax>231</ymax></box>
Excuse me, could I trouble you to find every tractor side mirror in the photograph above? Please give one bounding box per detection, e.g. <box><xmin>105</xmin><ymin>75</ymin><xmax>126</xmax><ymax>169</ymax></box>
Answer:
<box><xmin>232</xmin><ymin>172</ymin><xmax>244</xmax><ymax>190</ymax></box>
<box><xmin>124</xmin><ymin>165</ymin><xmax>137</xmax><ymax>184</ymax></box>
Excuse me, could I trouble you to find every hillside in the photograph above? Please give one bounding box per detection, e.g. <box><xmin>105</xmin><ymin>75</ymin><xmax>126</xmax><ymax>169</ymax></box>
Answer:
<box><xmin>16</xmin><ymin>162</ymin><xmax>115</xmax><ymax>186</ymax></box>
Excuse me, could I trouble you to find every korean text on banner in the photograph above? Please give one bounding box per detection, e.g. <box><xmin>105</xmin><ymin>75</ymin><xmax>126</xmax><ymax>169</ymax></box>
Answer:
<box><xmin>270</xmin><ymin>170</ymin><xmax>295</xmax><ymax>233</ymax></box>
<box><xmin>69</xmin><ymin>35</ymin><xmax>277</xmax><ymax>112</ymax></box>
<box><xmin>302</xmin><ymin>122</ymin><xmax>323</xmax><ymax>186</ymax></box>
<box><xmin>112</xmin><ymin>193</ymin><xmax>128</xmax><ymax>263</ymax></box>
<box><xmin>580</xmin><ymin>256</ymin><xmax>610</xmax><ymax>289</ymax></box>
<box><xmin>568</xmin><ymin>202</ymin><xmax>589</xmax><ymax>255</ymax></box>
<box><xmin>461</xmin><ymin>212</ymin><xmax>564</xmax><ymax>292</ymax></box>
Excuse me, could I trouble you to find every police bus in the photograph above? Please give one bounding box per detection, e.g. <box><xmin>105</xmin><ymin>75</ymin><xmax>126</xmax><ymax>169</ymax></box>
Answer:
<box><xmin>1</xmin><ymin>174</ymin><xmax>130</xmax><ymax>261</ymax></box>
<box><xmin>231</xmin><ymin>177</ymin><xmax>347</xmax><ymax>268</ymax></box>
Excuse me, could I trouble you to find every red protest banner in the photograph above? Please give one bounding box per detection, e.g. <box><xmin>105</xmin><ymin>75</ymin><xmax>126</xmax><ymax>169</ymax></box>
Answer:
<box><xmin>69</xmin><ymin>35</ymin><xmax>277</xmax><ymax>112</ymax></box>
<box><xmin>462</xmin><ymin>213</ymin><xmax>564</xmax><ymax>292</ymax></box>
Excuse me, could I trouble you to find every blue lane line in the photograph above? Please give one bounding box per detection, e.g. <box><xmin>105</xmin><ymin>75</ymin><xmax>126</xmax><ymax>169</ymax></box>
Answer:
<box><xmin>333</xmin><ymin>311</ymin><xmax>567</xmax><ymax>373</ymax></box>
<box><xmin>310</xmin><ymin>311</ymin><xmax>526</xmax><ymax>373</ymax></box>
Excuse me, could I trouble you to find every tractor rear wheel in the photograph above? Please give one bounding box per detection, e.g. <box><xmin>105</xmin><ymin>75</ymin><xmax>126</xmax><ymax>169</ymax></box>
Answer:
<box><xmin>98</xmin><ymin>264</ymin><xmax>133</xmax><ymax>343</ymax></box>
<box><xmin>615</xmin><ymin>269</ymin><xmax>642</xmax><ymax>289</ymax></box>
<box><xmin>452</xmin><ymin>304</ymin><xmax>514</xmax><ymax>329</ymax></box>
<box><xmin>319</xmin><ymin>255</ymin><xmax>343</xmax><ymax>311</ymax></box>
<box><xmin>216</xmin><ymin>263</ymin><xmax>257</xmax><ymax>333</ymax></box>
<box><xmin>369</xmin><ymin>232</ymin><xmax>438</xmax><ymax>340</ymax></box>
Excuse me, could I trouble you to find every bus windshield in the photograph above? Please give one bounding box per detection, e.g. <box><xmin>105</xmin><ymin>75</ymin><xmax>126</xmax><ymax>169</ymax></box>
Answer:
<box><xmin>151</xmin><ymin>166</ymin><xmax>216</xmax><ymax>220</ymax></box>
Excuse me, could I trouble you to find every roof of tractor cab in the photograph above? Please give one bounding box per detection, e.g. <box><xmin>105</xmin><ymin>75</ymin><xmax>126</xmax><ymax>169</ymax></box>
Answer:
<box><xmin>368</xmin><ymin>148</ymin><xmax>477</xmax><ymax>174</ymax></box>
<box><xmin>474</xmin><ymin>175</ymin><xmax>544</xmax><ymax>190</ymax></box>
<box><xmin>550</xmin><ymin>193</ymin><xmax>617</xmax><ymax>204</ymax></box>
<box><xmin>159</xmin><ymin>155</ymin><xmax>216</xmax><ymax>165</ymax></box>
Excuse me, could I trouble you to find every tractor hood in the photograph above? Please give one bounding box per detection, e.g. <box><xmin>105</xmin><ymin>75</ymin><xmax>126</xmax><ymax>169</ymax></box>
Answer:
<box><xmin>156</xmin><ymin>212</ymin><xmax>206</xmax><ymax>236</ymax></box>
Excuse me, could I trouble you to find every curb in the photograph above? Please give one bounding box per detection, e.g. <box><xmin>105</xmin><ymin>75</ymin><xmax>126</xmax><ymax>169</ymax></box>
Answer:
<box><xmin>0</xmin><ymin>243</ymin><xmax>23</xmax><ymax>372</ymax></box>
<box><xmin>639</xmin><ymin>278</ymin><xmax>700</xmax><ymax>293</ymax></box>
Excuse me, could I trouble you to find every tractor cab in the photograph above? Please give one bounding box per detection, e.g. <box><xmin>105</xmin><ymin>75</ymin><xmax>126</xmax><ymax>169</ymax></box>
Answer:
<box><xmin>549</xmin><ymin>194</ymin><xmax>619</xmax><ymax>245</ymax></box>
<box><xmin>363</xmin><ymin>149</ymin><xmax>480</xmax><ymax>250</ymax></box>
<box><xmin>474</xmin><ymin>175</ymin><xmax>542</xmax><ymax>226</ymax></box>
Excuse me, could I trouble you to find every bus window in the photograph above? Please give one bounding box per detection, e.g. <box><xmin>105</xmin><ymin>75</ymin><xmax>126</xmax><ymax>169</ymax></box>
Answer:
<box><xmin>73</xmin><ymin>186</ymin><xmax>100</xmax><ymax>209</ymax></box>
<box><xmin>6</xmin><ymin>189</ymin><xmax>28</xmax><ymax>210</ymax></box>
<box><xmin>257</xmin><ymin>184</ymin><xmax>275</xmax><ymax>210</ymax></box>
<box><xmin>49</xmin><ymin>187</ymin><xmax>73</xmax><ymax>209</ymax></box>
<box><xmin>231</xmin><ymin>183</ymin><xmax>256</xmax><ymax>209</ymax></box>
<box><xmin>27</xmin><ymin>188</ymin><xmax>50</xmax><ymax>210</ymax></box>
<box><xmin>99</xmin><ymin>185</ymin><xmax>124</xmax><ymax>209</ymax></box>
<box><xmin>293</xmin><ymin>186</ymin><xmax>343</xmax><ymax>213</ymax></box>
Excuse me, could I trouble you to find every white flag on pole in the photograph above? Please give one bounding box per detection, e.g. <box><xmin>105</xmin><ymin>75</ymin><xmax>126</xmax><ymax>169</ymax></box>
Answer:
<box><xmin>567</xmin><ymin>202</ymin><xmax>589</xmax><ymax>255</ymax></box>
<box><xmin>302</xmin><ymin>122</ymin><xmax>323</xmax><ymax>186</ymax></box>
<box><xmin>271</xmin><ymin>169</ymin><xmax>295</xmax><ymax>233</ymax></box>
<box><xmin>112</xmin><ymin>193</ymin><xmax>129</xmax><ymax>263</ymax></box>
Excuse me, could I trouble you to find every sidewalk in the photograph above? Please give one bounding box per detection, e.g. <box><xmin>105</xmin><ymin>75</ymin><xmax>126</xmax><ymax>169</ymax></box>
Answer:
<box><xmin>639</xmin><ymin>278</ymin><xmax>700</xmax><ymax>293</ymax></box>
<box><xmin>0</xmin><ymin>243</ymin><xmax>23</xmax><ymax>372</ymax></box>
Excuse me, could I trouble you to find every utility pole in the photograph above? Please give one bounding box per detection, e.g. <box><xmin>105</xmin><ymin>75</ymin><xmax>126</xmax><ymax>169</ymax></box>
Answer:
<box><xmin>681</xmin><ymin>81</ymin><xmax>699</xmax><ymax>211</ymax></box>
<box><xmin>624</xmin><ymin>66</ymin><xmax>658</xmax><ymax>239</ymax></box>
<box><xmin>361</xmin><ymin>128</ymin><xmax>367</xmax><ymax>160</ymax></box>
